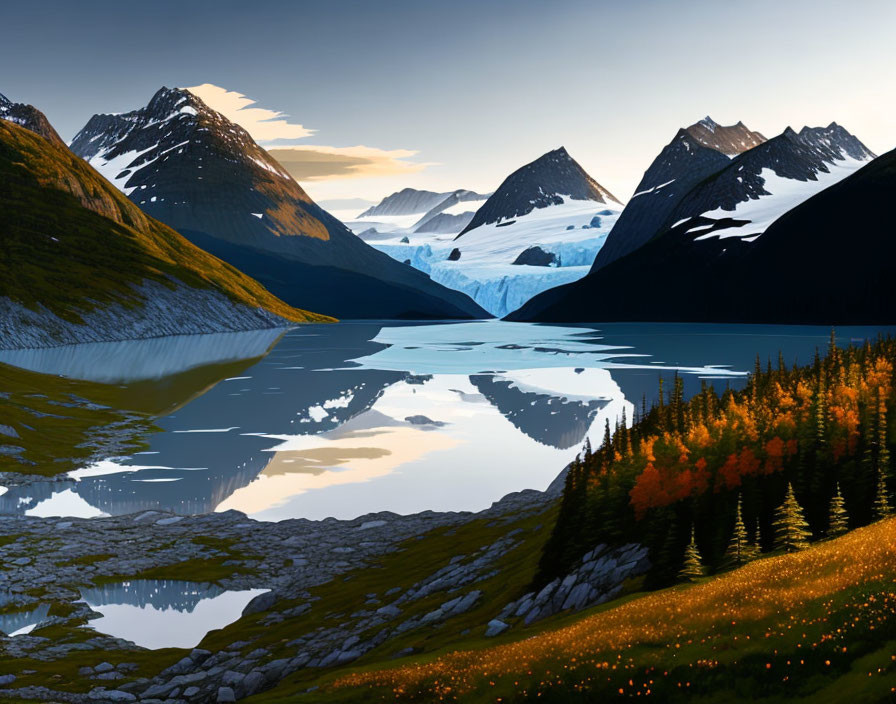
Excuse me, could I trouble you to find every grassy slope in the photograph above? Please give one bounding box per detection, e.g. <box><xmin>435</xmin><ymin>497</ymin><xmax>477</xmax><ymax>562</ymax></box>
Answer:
<box><xmin>255</xmin><ymin>517</ymin><xmax>896</xmax><ymax>703</ymax></box>
<box><xmin>0</xmin><ymin>119</ymin><xmax>333</xmax><ymax>325</ymax></box>
<box><xmin>0</xmin><ymin>344</ymin><xmax>275</xmax><ymax>476</ymax></box>
<box><xmin>202</xmin><ymin>505</ymin><xmax>559</xmax><ymax>668</ymax></box>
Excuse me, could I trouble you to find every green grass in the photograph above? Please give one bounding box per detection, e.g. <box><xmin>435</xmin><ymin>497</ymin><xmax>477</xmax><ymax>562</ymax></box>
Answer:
<box><xmin>195</xmin><ymin>504</ymin><xmax>558</xmax><ymax>700</ymax></box>
<box><xmin>0</xmin><ymin>119</ymin><xmax>333</xmax><ymax>325</ymax></box>
<box><xmin>54</xmin><ymin>553</ymin><xmax>116</xmax><ymax>568</ymax></box>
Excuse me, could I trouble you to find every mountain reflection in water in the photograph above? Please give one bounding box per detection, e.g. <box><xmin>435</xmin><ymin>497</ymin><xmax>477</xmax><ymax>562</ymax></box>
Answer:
<box><xmin>78</xmin><ymin>580</ymin><xmax>267</xmax><ymax>649</ymax></box>
<box><xmin>2</xmin><ymin>321</ymin><xmax>893</xmax><ymax>521</ymax></box>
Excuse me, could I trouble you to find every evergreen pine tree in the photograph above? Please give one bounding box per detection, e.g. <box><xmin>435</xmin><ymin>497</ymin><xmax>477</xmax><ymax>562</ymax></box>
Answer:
<box><xmin>657</xmin><ymin>377</ymin><xmax>665</xmax><ymax>430</ymax></box>
<box><xmin>678</xmin><ymin>527</ymin><xmax>705</xmax><ymax>582</ymax></box>
<box><xmin>601</xmin><ymin>419</ymin><xmax>612</xmax><ymax>469</ymax></box>
<box><xmin>722</xmin><ymin>497</ymin><xmax>751</xmax><ymax>569</ymax></box>
<box><xmin>744</xmin><ymin>518</ymin><xmax>761</xmax><ymax>561</ymax></box>
<box><xmin>878</xmin><ymin>394</ymin><xmax>891</xmax><ymax>478</ymax></box>
<box><xmin>828</xmin><ymin>483</ymin><xmax>849</xmax><ymax>537</ymax></box>
<box><xmin>815</xmin><ymin>372</ymin><xmax>827</xmax><ymax>446</ymax></box>
<box><xmin>872</xmin><ymin>466</ymin><xmax>892</xmax><ymax>519</ymax></box>
<box><xmin>773</xmin><ymin>483</ymin><xmax>811</xmax><ymax>552</ymax></box>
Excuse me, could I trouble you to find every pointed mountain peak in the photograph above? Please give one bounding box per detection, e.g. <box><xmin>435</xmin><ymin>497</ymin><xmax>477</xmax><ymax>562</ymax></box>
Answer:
<box><xmin>0</xmin><ymin>92</ymin><xmax>66</xmax><ymax>146</ymax></box>
<box><xmin>698</xmin><ymin>116</ymin><xmax>718</xmax><ymax>131</ymax></box>
<box><xmin>144</xmin><ymin>86</ymin><xmax>205</xmax><ymax>118</ymax></box>
<box><xmin>457</xmin><ymin>147</ymin><xmax>619</xmax><ymax>236</ymax></box>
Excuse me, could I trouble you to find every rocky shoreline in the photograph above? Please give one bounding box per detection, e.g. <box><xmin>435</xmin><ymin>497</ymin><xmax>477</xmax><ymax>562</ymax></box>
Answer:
<box><xmin>0</xmin><ymin>473</ymin><xmax>558</xmax><ymax>702</ymax></box>
<box><xmin>0</xmin><ymin>466</ymin><xmax>648</xmax><ymax>703</ymax></box>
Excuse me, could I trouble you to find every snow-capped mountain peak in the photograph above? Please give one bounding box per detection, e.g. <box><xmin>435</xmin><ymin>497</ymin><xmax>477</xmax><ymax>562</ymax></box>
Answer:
<box><xmin>589</xmin><ymin>116</ymin><xmax>765</xmax><ymax>272</ymax></box>
<box><xmin>70</xmin><ymin>86</ymin><xmax>295</xmax><ymax>200</ymax></box>
<box><xmin>664</xmin><ymin>122</ymin><xmax>876</xmax><ymax>243</ymax></box>
<box><xmin>698</xmin><ymin>115</ymin><xmax>718</xmax><ymax>132</ymax></box>
<box><xmin>457</xmin><ymin>146</ymin><xmax>620</xmax><ymax>237</ymax></box>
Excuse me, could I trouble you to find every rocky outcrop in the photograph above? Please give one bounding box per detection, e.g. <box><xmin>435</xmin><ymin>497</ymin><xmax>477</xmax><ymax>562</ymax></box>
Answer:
<box><xmin>0</xmin><ymin>281</ymin><xmax>293</xmax><ymax>350</ymax></box>
<box><xmin>511</xmin><ymin>246</ymin><xmax>558</xmax><ymax>267</ymax></box>
<box><xmin>497</xmin><ymin>543</ymin><xmax>650</xmax><ymax>626</ymax></box>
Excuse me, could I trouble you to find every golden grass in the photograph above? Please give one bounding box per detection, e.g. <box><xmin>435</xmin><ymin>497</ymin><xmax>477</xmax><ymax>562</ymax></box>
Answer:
<box><xmin>333</xmin><ymin>517</ymin><xmax>896</xmax><ymax>700</ymax></box>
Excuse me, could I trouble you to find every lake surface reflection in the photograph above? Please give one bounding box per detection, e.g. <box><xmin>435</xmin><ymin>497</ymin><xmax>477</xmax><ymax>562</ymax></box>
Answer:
<box><xmin>3</xmin><ymin>321</ymin><xmax>893</xmax><ymax>521</ymax></box>
<box><xmin>78</xmin><ymin>580</ymin><xmax>267</xmax><ymax>649</ymax></box>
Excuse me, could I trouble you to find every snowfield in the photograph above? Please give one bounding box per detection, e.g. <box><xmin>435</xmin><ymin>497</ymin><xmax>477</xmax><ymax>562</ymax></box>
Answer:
<box><xmin>364</xmin><ymin>197</ymin><xmax>623</xmax><ymax>317</ymax></box>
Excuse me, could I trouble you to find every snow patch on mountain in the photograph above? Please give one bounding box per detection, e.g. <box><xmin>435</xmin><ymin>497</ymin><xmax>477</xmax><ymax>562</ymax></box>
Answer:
<box><xmin>86</xmin><ymin>145</ymin><xmax>155</xmax><ymax>195</ymax></box>
<box><xmin>689</xmin><ymin>154</ymin><xmax>870</xmax><ymax>241</ymax></box>
<box><xmin>440</xmin><ymin>198</ymin><xmax>488</xmax><ymax>217</ymax></box>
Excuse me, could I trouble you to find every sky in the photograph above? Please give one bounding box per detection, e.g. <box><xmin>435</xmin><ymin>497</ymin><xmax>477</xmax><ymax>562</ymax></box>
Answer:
<box><xmin>3</xmin><ymin>0</ymin><xmax>894</xmax><ymax>206</ymax></box>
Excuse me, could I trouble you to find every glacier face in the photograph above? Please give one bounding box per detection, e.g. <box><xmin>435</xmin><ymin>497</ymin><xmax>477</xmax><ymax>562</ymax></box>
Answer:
<box><xmin>366</xmin><ymin>198</ymin><xmax>622</xmax><ymax>317</ymax></box>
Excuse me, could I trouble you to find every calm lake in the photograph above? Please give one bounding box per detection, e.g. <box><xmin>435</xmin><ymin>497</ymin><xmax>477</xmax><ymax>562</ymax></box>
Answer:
<box><xmin>2</xmin><ymin>321</ymin><xmax>893</xmax><ymax>521</ymax></box>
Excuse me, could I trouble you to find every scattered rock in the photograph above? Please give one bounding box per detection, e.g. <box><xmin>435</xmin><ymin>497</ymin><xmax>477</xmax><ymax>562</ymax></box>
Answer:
<box><xmin>485</xmin><ymin>619</ymin><xmax>509</xmax><ymax>637</ymax></box>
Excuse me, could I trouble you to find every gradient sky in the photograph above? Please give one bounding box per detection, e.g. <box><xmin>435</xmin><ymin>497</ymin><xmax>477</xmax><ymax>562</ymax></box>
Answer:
<box><xmin>3</xmin><ymin>0</ymin><xmax>893</xmax><ymax>204</ymax></box>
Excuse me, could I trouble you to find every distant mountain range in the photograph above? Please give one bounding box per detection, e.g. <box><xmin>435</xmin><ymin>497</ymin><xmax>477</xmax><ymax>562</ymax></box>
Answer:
<box><xmin>347</xmin><ymin>188</ymin><xmax>490</xmax><ymax>237</ymax></box>
<box><xmin>0</xmin><ymin>109</ymin><xmax>330</xmax><ymax>350</ymax></box>
<box><xmin>358</xmin><ymin>188</ymin><xmax>453</xmax><ymax>218</ymax></box>
<box><xmin>413</xmin><ymin>190</ymin><xmax>491</xmax><ymax>234</ymax></box>
<box><xmin>2</xmin><ymin>84</ymin><xmax>891</xmax><ymax>331</ymax></box>
<box><xmin>69</xmin><ymin>87</ymin><xmax>488</xmax><ymax>320</ymax></box>
<box><xmin>508</xmin><ymin>122</ymin><xmax>886</xmax><ymax>324</ymax></box>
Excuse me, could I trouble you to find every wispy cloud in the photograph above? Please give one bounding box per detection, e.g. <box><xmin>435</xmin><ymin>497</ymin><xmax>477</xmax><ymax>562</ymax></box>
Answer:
<box><xmin>186</xmin><ymin>83</ymin><xmax>429</xmax><ymax>182</ymax></box>
<box><xmin>186</xmin><ymin>83</ymin><xmax>314</xmax><ymax>141</ymax></box>
<box><xmin>267</xmin><ymin>145</ymin><xmax>433</xmax><ymax>181</ymax></box>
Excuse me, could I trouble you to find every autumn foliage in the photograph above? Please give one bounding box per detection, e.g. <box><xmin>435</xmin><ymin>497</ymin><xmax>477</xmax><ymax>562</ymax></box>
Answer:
<box><xmin>540</xmin><ymin>335</ymin><xmax>895</xmax><ymax>586</ymax></box>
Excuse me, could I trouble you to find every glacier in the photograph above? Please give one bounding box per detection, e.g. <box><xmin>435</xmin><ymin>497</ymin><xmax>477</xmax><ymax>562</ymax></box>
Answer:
<box><xmin>363</xmin><ymin>198</ymin><xmax>622</xmax><ymax>317</ymax></box>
